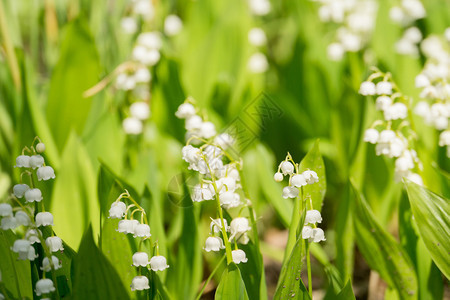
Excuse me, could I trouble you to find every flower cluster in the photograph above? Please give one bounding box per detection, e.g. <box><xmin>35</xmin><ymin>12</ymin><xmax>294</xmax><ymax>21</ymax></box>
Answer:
<box><xmin>312</xmin><ymin>0</ymin><xmax>377</xmax><ymax>61</ymax></box>
<box><xmin>395</xmin><ymin>27</ymin><xmax>423</xmax><ymax>56</ymax></box>
<box><xmin>2</xmin><ymin>138</ymin><xmax>62</xmax><ymax>298</ymax></box>
<box><xmin>176</xmin><ymin>99</ymin><xmax>253</xmax><ymax>265</ymax></box>
<box><xmin>246</xmin><ymin>0</ymin><xmax>270</xmax><ymax>74</ymax></box>
<box><xmin>274</xmin><ymin>153</ymin><xmax>325</xmax><ymax>243</ymax></box>
<box><xmin>109</xmin><ymin>190</ymin><xmax>168</xmax><ymax>291</ymax></box>
<box><xmin>360</xmin><ymin>70</ymin><xmax>423</xmax><ymax>184</ymax></box>
<box><xmin>413</xmin><ymin>30</ymin><xmax>450</xmax><ymax>156</ymax></box>
<box><xmin>120</xmin><ymin>0</ymin><xmax>155</xmax><ymax>35</ymax></box>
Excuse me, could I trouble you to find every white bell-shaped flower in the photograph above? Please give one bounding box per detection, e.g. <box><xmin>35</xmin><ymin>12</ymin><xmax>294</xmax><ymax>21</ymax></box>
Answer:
<box><xmin>175</xmin><ymin>103</ymin><xmax>196</xmax><ymax>119</ymax></box>
<box><xmin>46</xmin><ymin>236</ymin><xmax>64</xmax><ymax>252</ymax></box>
<box><xmin>150</xmin><ymin>255</ymin><xmax>169</xmax><ymax>271</ymax></box>
<box><xmin>210</xmin><ymin>218</ymin><xmax>228</xmax><ymax>233</ymax></box>
<box><xmin>248</xmin><ymin>27</ymin><xmax>267</xmax><ymax>47</ymax></box>
<box><xmin>15</xmin><ymin>155</ymin><xmax>31</xmax><ymax>168</ymax></box>
<box><xmin>230</xmin><ymin>218</ymin><xmax>251</xmax><ymax>236</ymax></box>
<box><xmin>219</xmin><ymin>191</ymin><xmax>241</xmax><ymax>208</ymax></box>
<box><xmin>290</xmin><ymin>174</ymin><xmax>306</xmax><ymax>187</ymax></box>
<box><xmin>15</xmin><ymin>211</ymin><xmax>31</xmax><ymax>226</ymax></box>
<box><xmin>231</xmin><ymin>249</ymin><xmax>248</xmax><ymax>264</ymax></box>
<box><xmin>305</xmin><ymin>210</ymin><xmax>322</xmax><ymax>225</ymax></box>
<box><xmin>137</xmin><ymin>32</ymin><xmax>162</xmax><ymax>50</ymax></box>
<box><xmin>363</xmin><ymin>128</ymin><xmax>379</xmax><ymax>144</ymax></box>
<box><xmin>0</xmin><ymin>203</ymin><xmax>13</xmax><ymax>217</ymax></box>
<box><xmin>25</xmin><ymin>229</ymin><xmax>42</xmax><ymax>244</ymax></box>
<box><xmin>133</xmin><ymin>224</ymin><xmax>151</xmax><ymax>238</ymax></box>
<box><xmin>303</xmin><ymin>170</ymin><xmax>319</xmax><ymax>184</ymax></box>
<box><xmin>248</xmin><ymin>0</ymin><xmax>271</xmax><ymax>16</ymax></box>
<box><xmin>36</xmin><ymin>212</ymin><xmax>54</xmax><ymax>227</ymax></box>
<box><xmin>30</xmin><ymin>155</ymin><xmax>45</xmax><ymax>169</ymax></box>
<box><xmin>273</xmin><ymin>172</ymin><xmax>283</xmax><ymax>182</ymax></box>
<box><xmin>185</xmin><ymin>115</ymin><xmax>203</xmax><ymax>132</ymax></box>
<box><xmin>133</xmin><ymin>68</ymin><xmax>151</xmax><ymax>83</ymax></box>
<box><xmin>247</xmin><ymin>53</ymin><xmax>268</xmax><ymax>74</ymax></box>
<box><xmin>1</xmin><ymin>216</ymin><xmax>17</xmax><ymax>230</ymax></box>
<box><xmin>378</xmin><ymin>130</ymin><xmax>396</xmax><ymax>143</ymax></box>
<box><xmin>131</xmin><ymin>276</ymin><xmax>150</xmax><ymax>291</ymax></box>
<box><xmin>117</xmin><ymin>219</ymin><xmax>139</xmax><ymax>234</ymax></box>
<box><xmin>36</xmin><ymin>142</ymin><xmax>46</xmax><ymax>153</ymax></box>
<box><xmin>282</xmin><ymin>186</ymin><xmax>299</xmax><ymax>199</ymax></box>
<box><xmin>214</xmin><ymin>133</ymin><xmax>234</xmax><ymax>150</ymax></box>
<box><xmin>203</xmin><ymin>236</ymin><xmax>225</xmax><ymax>252</ymax></box>
<box><xmin>327</xmin><ymin>43</ymin><xmax>344</xmax><ymax>61</ymax></box>
<box><xmin>122</xmin><ymin>117</ymin><xmax>143</xmax><ymax>135</ymax></box>
<box><xmin>280</xmin><ymin>161</ymin><xmax>294</xmax><ymax>175</ymax></box>
<box><xmin>375</xmin><ymin>96</ymin><xmax>392</xmax><ymax>111</ymax></box>
<box><xmin>130</xmin><ymin>102</ymin><xmax>150</xmax><ymax>120</ymax></box>
<box><xmin>109</xmin><ymin>201</ymin><xmax>127</xmax><ymax>219</ymax></box>
<box><xmin>13</xmin><ymin>184</ymin><xmax>30</xmax><ymax>198</ymax></box>
<box><xmin>376</xmin><ymin>81</ymin><xmax>393</xmax><ymax>95</ymax></box>
<box><xmin>199</xmin><ymin>122</ymin><xmax>216</xmax><ymax>139</ymax></box>
<box><xmin>312</xmin><ymin>228</ymin><xmax>326</xmax><ymax>243</ymax></box>
<box><xmin>439</xmin><ymin>131</ymin><xmax>450</xmax><ymax>147</ymax></box>
<box><xmin>12</xmin><ymin>239</ymin><xmax>37</xmax><ymax>260</ymax></box>
<box><xmin>192</xmin><ymin>183</ymin><xmax>214</xmax><ymax>202</ymax></box>
<box><xmin>35</xmin><ymin>279</ymin><xmax>56</xmax><ymax>296</ymax></box>
<box><xmin>359</xmin><ymin>81</ymin><xmax>376</xmax><ymax>95</ymax></box>
<box><xmin>302</xmin><ymin>225</ymin><xmax>314</xmax><ymax>239</ymax></box>
<box><xmin>25</xmin><ymin>188</ymin><xmax>43</xmax><ymax>203</ymax></box>
<box><xmin>41</xmin><ymin>256</ymin><xmax>62</xmax><ymax>272</ymax></box>
<box><xmin>132</xmin><ymin>252</ymin><xmax>149</xmax><ymax>267</ymax></box>
<box><xmin>164</xmin><ymin>15</ymin><xmax>183</xmax><ymax>36</ymax></box>
<box><xmin>37</xmin><ymin>166</ymin><xmax>56</xmax><ymax>181</ymax></box>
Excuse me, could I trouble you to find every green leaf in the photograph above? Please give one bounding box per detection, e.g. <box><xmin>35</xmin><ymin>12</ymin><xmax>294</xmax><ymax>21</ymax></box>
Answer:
<box><xmin>298</xmin><ymin>139</ymin><xmax>327</xmax><ymax>212</ymax></box>
<box><xmin>404</xmin><ymin>180</ymin><xmax>450</xmax><ymax>279</ymax></box>
<box><xmin>335</xmin><ymin>280</ymin><xmax>356</xmax><ymax>300</ymax></box>
<box><xmin>72</xmin><ymin>225</ymin><xmax>130</xmax><ymax>300</ymax></box>
<box><xmin>46</xmin><ymin>17</ymin><xmax>101</xmax><ymax>150</ymax></box>
<box><xmin>0</xmin><ymin>230</ymin><xmax>33</xmax><ymax>299</ymax></box>
<box><xmin>215</xmin><ymin>263</ymin><xmax>249</xmax><ymax>300</ymax></box>
<box><xmin>352</xmin><ymin>184</ymin><xmax>418</xmax><ymax>300</ymax></box>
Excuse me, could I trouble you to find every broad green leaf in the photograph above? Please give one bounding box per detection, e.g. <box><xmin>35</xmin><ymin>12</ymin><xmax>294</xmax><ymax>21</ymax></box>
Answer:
<box><xmin>50</xmin><ymin>132</ymin><xmax>100</xmax><ymax>249</ymax></box>
<box><xmin>215</xmin><ymin>263</ymin><xmax>249</xmax><ymax>300</ymax></box>
<box><xmin>335</xmin><ymin>280</ymin><xmax>356</xmax><ymax>300</ymax></box>
<box><xmin>335</xmin><ymin>183</ymin><xmax>354</xmax><ymax>279</ymax></box>
<box><xmin>298</xmin><ymin>139</ymin><xmax>327</xmax><ymax>212</ymax></box>
<box><xmin>353</xmin><ymin>184</ymin><xmax>418</xmax><ymax>300</ymax></box>
<box><xmin>0</xmin><ymin>230</ymin><xmax>33</xmax><ymax>299</ymax></box>
<box><xmin>237</xmin><ymin>243</ymin><xmax>265</xmax><ymax>300</ymax></box>
<box><xmin>404</xmin><ymin>180</ymin><xmax>450</xmax><ymax>279</ymax></box>
<box><xmin>72</xmin><ymin>226</ymin><xmax>129</xmax><ymax>300</ymax></box>
<box><xmin>46</xmin><ymin>17</ymin><xmax>101</xmax><ymax>150</ymax></box>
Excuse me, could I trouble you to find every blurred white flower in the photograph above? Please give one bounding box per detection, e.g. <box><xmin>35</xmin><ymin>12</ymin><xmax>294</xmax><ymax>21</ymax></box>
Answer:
<box><xmin>0</xmin><ymin>203</ymin><xmax>12</xmax><ymax>217</ymax></box>
<box><xmin>15</xmin><ymin>211</ymin><xmax>30</xmax><ymax>226</ymax></box>
<box><xmin>248</xmin><ymin>53</ymin><xmax>268</xmax><ymax>74</ymax></box>
<box><xmin>248</xmin><ymin>0</ymin><xmax>271</xmax><ymax>16</ymax></box>
<box><xmin>13</xmin><ymin>184</ymin><xmax>29</xmax><ymax>198</ymax></box>
<box><xmin>130</xmin><ymin>102</ymin><xmax>150</xmax><ymax>120</ymax></box>
<box><xmin>363</xmin><ymin>128</ymin><xmax>379</xmax><ymax>144</ymax></box>
<box><xmin>327</xmin><ymin>43</ymin><xmax>345</xmax><ymax>61</ymax></box>
<box><xmin>123</xmin><ymin>117</ymin><xmax>143</xmax><ymax>135</ymax></box>
<box><xmin>164</xmin><ymin>15</ymin><xmax>183</xmax><ymax>36</ymax></box>
<box><xmin>121</xmin><ymin>17</ymin><xmax>138</xmax><ymax>34</ymax></box>
<box><xmin>359</xmin><ymin>81</ymin><xmax>376</xmax><ymax>95</ymax></box>
<box><xmin>248</xmin><ymin>28</ymin><xmax>267</xmax><ymax>47</ymax></box>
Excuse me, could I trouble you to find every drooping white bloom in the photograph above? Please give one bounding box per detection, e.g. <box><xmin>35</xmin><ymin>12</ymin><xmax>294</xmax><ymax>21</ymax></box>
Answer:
<box><xmin>175</xmin><ymin>103</ymin><xmax>196</xmax><ymax>119</ymax></box>
<box><xmin>311</xmin><ymin>228</ymin><xmax>326</xmax><ymax>242</ymax></box>
<box><xmin>248</xmin><ymin>0</ymin><xmax>271</xmax><ymax>16</ymax></box>
<box><xmin>185</xmin><ymin>115</ymin><xmax>203</xmax><ymax>132</ymax></box>
<box><xmin>12</xmin><ymin>239</ymin><xmax>37</xmax><ymax>260</ymax></box>
<box><xmin>121</xmin><ymin>17</ymin><xmax>138</xmax><ymax>34</ymax></box>
<box><xmin>15</xmin><ymin>155</ymin><xmax>31</xmax><ymax>168</ymax></box>
<box><xmin>150</xmin><ymin>255</ymin><xmax>169</xmax><ymax>271</ymax></box>
<box><xmin>132</xmin><ymin>46</ymin><xmax>160</xmax><ymax>66</ymax></box>
<box><xmin>25</xmin><ymin>229</ymin><xmax>42</xmax><ymax>244</ymax></box>
<box><xmin>395</xmin><ymin>38</ymin><xmax>418</xmax><ymax>56</ymax></box>
<box><xmin>132</xmin><ymin>252</ymin><xmax>149</xmax><ymax>267</ymax></box>
<box><xmin>137</xmin><ymin>32</ymin><xmax>162</xmax><ymax>50</ymax></box>
<box><xmin>164</xmin><ymin>15</ymin><xmax>183</xmax><ymax>36</ymax></box>
<box><xmin>41</xmin><ymin>256</ymin><xmax>62</xmax><ymax>272</ymax></box>
<box><xmin>210</xmin><ymin>218</ymin><xmax>228</xmax><ymax>233</ymax></box>
<box><xmin>376</xmin><ymin>81</ymin><xmax>393</xmax><ymax>95</ymax></box>
<box><xmin>415</xmin><ymin>74</ymin><xmax>430</xmax><ymax>88</ymax></box>
<box><xmin>134</xmin><ymin>68</ymin><xmax>152</xmax><ymax>83</ymax></box>
<box><xmin>13</xmin><ymin>184</ymin><xmax>30</xmax><ymax>198</ymax></box>
<box><xmin>384</xmin><ymin>103</ymin><xmax>408</xmax><ymax>120</ymax></box>
<box><xmin>214</xmin><ymin>133</ymin><xmax>234</xmax><ymax>149</ymax></box>
<box><xmin>219</xmin><ymin>191</ymin><xmax>241</xmax><ymax>208</ymax></box>
<box><xmin>248</xmin><ymin>28</ymin><xmax>267</xmax><ymax>47</ymax></box>
<box><xmin>204</xmin><ymin>236</ymin><xmax>225</xmax><ymax>252</ymax></box>
<box><xmin>24</xmin><ymin>188</ymin><xmax>43</xmax><ymax>203</ymax></box>
<box><xmin>123</xmin><ymin>117</ymin><xmax>143</xmax><ymax>135</ymax></box>
<box><xmin>439</xmin><ymin>131</ymin><xmax>450</xmax><ymax>147</ymax></box>
<box><xmin>359</xmin><ymin>81</ymin><xmax>376</xmax><ymax>95</ymax></box>
<box><xmin>37</xmin><ymin>166</ymin><xmax>56</xmax><ymax>181</ymax></box>
<box><xmin>46</xmin><ymin>236</ymin><xmax>64</xmax><ymax>252</ymax></box>
<box><xmin>130</xmin><ymin>102</ymin><xmax>150</xmax><ymax>120</ymax></box>
<box><xmin>247</xmin><ymin>53</ymin><xmax>268</xmax><ymax>74</ymax></box>
<box><xmin>217</xmin><ymin>177</ymin><xmax>237</xmax><ymax>193</ymax></box>
<box><xmin>35</xmin><ymin>279</ymin><xmax>56</xmax><ymax>296</ymax></box>
<box><xmin>192</xmin><ymin>183</ymin><xmax>215</xmax><ymax>202</ymax></box>
<box><xmin>282</xmin><ymin>186</ymin><xmax>299</xmax><ymax>199</ymax></box>
<box><xmin>15</xmin><ymin>211</ymin><xmax>31</xmax><ymax>226</ymax></box>
<box><xmin>115</xmin><ymin>73</ymin><xmax>136</xmax><ymax>91</ymax></box>
<box><xmin>131</xmin><ymin>276</ymin><xmax>150</xmax><ymax>291</ymax></box>
<box><xmin>230</xmin><ymin>218</ymin><xmax>252</xmax><ymax>236</ymax></box>
<box><xmin>231</xmin><ymin>249</ymin><xmax>248</xmax><ymax>264</ymax></box>
<box><xmin>375</xmin><ymin>96</ymin><xmax>393</xmax><ymax>111</ymax></box>
<box><xmin>327</xmin><ymin>43</ymin><xmax>345</xmax><ymax>61</ymax></box>
<box><xmin>36</xmin><ymin>212</ymin><xmax>54</xmax><ymax>227</ymax></box>
<box><xmin>404</xmin><ymin>27</ymin><xmax>422</xmax><ymax>43</ymax></box>
<box><xmin>0</xmin><ymin>203</ymin><xmax>13</xmax><ymax>217</ymax></box>
<box><xmin>109</xmin><ymin>201</ymin><xmax>127</xmax><ymax>219</ymax></box>
<box><xmin>273</xmin><ymin>172</ymin><xmax>283</xmax><ymax>182</ymax></box>
<box><xmin>407</xmin><ymin>173</ymin><xmax>423</xmax><ymax>186</ymax></box>
<box><xmin>118</xmin><ymin>220</ymin><xmax>140</xmax><ymax>234</ymax></box>
<box><xmin>133</xmin><ymin>224</ymin><xmax>151</xmax><ymax>238</ymax></box>
<box><xmin>199</xmin><ymin>122</ymin><xmax>217</xmax><ymax>139</ymax></box>
<box><xmin>302</xmin><ymin>225</ymin><xmax>314</xmax><ymax>239</ymax></box>
<box><xmin>363</xmin><ymin>128</ymin><xmax>379</xmax><ymax>144</ymax></box>
<box><xmin>1</xmin><ymin>216</ymin><xmax>17</xmax><ymax>230</ymax></box>
<box><xmin>29</xmin><ymin>155</ymin><xmax>45</xmax><ymax>169</ymax></box>
<box><xmin>290</xmin><ymin>174</ymin><xmax>306</xmax><ymax>187</ymax></box>
<box><xmin>303</xmin><ymin>170</ymin><xmax>319</xmax><ymax>184</ymax></box>
<box><xmin>36</xmin><ymin>143</ymin><xmax>46</xmax><ymax>153</ymax></box>
<box><xmin>305</xmin><ymin>210</ymin><xmax>322</xmax><ymax>225</ymax></box>
<box><xmin>280</xmin><ymin>161</ymin><xmax>294</xmax><ymax>175</ymax></box>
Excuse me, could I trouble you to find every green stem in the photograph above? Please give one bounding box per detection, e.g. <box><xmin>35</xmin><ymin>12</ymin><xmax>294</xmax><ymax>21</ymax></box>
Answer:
<box><xmin>195</xmin><ymin>255</ymin><xmax>226</xmax><ymax>300</ymax></box>
<box><xmin>306</xmin><ymin>242</ymin><xmax>313</xmax><ymax>299</ymax></box>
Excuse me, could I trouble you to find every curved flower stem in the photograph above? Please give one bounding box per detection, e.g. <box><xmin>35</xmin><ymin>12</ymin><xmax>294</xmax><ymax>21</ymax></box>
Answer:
<box><xmin>194</xmin><ymin>255</ymin><xmax>226</xmax><ymax>300</ymax></box>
